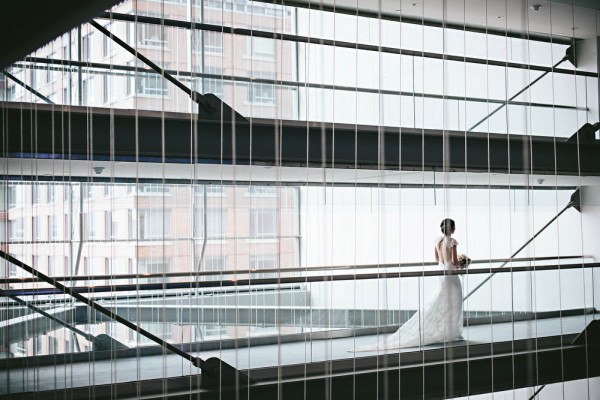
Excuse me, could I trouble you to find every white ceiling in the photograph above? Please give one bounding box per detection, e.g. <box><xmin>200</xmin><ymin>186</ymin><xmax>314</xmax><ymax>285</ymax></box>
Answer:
<box><xmin>298</xmin><ymin>0</ymin><xmax>600</xmax><ymax>40</ymax></box>
<box><xmin>4</xmin><ymin>157</ymin><xmax>600</xmax><ymax>188</ymax></box>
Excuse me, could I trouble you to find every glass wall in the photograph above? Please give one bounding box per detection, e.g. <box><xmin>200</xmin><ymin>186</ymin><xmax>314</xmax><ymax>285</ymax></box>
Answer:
<box><xmin>1</xmin><ymin>0</ymin><xmax>599</xmax><ymax>398</ymax></box>
<box><xmin>1</xmin><ymin>181</ymin><xmax>594</xmax><ymax>357</ymax></box>
<box><xmin>1</xmin><ymin>0</ymin><xmax>596</xmax><ymax>137</ymax></box>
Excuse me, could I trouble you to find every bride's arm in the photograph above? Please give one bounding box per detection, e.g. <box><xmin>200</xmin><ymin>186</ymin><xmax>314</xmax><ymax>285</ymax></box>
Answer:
<box><xmin>451</xmin><ymin>245</ymin><xmax>460</xmax><ymax>268</ymax></box>
<box><xmin>434</xmin><ymin>245</ymin><xmax>439</xmax><ymax>263</ymax></box>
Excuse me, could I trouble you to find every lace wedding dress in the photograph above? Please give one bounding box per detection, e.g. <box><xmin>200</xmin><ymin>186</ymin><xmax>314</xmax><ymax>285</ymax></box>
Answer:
<box><xmin>354</xmin><ymin>236</ymin><xmax>463</xmax><ymax>351</ymax></box>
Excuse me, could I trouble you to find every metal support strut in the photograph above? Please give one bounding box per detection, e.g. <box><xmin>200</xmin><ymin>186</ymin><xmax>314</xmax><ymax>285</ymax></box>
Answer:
<box><xmin>0</xmin><ymin>250</ymin><xmax>253</xmax><ymax>388</ymax></box>
<box><xmin>89</xmin><ymin>20</ymin><xmax>213</xmax><ymax>114</ymax></box>
<box><xmin>467</xmin><ymin>45</ymin><xmax>574</xmax><ymax>132</ymax></box>
<box><xmin>463</xmin><ymin>189</ymin><xmax>581</xmax><ymax>301</ymax></box>
<box><xmin>2</xmin><ymin>70</ymin><xmax>53</xmax><ymax>104</ymax></box>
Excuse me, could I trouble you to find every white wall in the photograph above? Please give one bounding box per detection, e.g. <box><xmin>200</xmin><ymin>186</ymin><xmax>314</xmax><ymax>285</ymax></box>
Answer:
<box><xmin>581</xmin><ymin>185</ymin><xmax>600</xmax><ymax>310</ymax></box>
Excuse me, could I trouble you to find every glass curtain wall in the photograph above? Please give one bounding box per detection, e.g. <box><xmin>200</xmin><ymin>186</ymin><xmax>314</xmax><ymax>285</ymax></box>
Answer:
<box><xmin>2</xmin><ymin>0</ymin><xmax>595</xmax><ymax>136</ymax></box>
<box><xmin>1</xmin><ymin>0</ymin><xmax>599</xmax><ymax>399</ymax></box>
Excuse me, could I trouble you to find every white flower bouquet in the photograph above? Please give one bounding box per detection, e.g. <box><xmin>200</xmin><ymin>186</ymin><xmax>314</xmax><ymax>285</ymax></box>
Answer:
<box><xmin>458</xmin><ymin>254</ymin><xmax>471</xmax><ymax>268</ymax></box>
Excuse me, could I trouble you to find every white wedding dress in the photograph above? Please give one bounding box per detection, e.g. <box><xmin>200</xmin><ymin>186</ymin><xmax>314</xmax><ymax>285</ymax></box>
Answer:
<box><xmin>355</xmin><ymin>236</ymin><xmax>463</xmax><ymax>351</ymax></box>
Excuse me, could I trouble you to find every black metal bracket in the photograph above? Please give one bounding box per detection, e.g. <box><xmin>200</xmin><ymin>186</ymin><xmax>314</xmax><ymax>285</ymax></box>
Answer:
<box><xmin>572</xmin><ymin>319</ymin><xmax>600</xmax><ymax>346</ymax></box>
<box><xmin>566</xmin><ymin>122</ymin><xmax>600</xmax><ymax>144</ymax></box>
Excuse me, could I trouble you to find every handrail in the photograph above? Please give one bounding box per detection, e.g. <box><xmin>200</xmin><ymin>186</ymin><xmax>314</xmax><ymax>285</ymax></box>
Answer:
<box><xmin>0</xmin><ymin>255</ymin><xmax>588</xmax><ymax>284</ymax></box>
<box><xmin>5</xmin><ymin>261</ymin><xmax>598</xmax><ymax>297</ymax></box>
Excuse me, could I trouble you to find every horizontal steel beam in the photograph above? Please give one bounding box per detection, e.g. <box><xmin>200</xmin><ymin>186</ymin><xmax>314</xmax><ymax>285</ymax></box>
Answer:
<box><xmin>99</xmin><ymin>13</ymin><xmax>590</xmax><ymax>77</ymax></box>
<box><xmin>19</xmin><ymin>57</ymin><xmax>587</xmax><ymax>111</ymax></box>
<box><xmin>8</xmin><ymin>334</ymin><xmax>594</xmax><ymax>399</ymax></box>
<box><xmin>2</xmin><ymin>104</ymin><xmax>600</xmax><ymax>176</ymax></box>
<box><xmin>232</xmin><ymin>342</ymin><xmax>600</xmax><ymax>400</ymax></box>
<box><xmin>0</xmin><ymin>255</ymin><xmax>582</xmax><ymax>284</ymax></box>
<box><xmin>5</xmin><ymin>262</ymin><xmax>599</xmax><ymax>297</ymax></box>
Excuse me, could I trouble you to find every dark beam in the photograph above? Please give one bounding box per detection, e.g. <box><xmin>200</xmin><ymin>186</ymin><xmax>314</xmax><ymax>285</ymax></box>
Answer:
<box><xmin>0</xmin><ymin>0</ymin><xmax>122</xmax><ymax>70</ymax></box>
<box><xmin>234</xmin><ymin>344</ymin><xmax>600</xmax><ymax>400</ymax></box>
<box><xmin>2</xmin><ymin>103</ymin><xmax>600</xmax><ymax>176</ymax></box>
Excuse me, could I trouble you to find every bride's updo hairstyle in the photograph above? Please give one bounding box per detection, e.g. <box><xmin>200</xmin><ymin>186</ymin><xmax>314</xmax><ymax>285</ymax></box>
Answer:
<box><xmin>440</xmin><ymin>218</ymin><xmax>455</xmax><ymax>235</ymax></box>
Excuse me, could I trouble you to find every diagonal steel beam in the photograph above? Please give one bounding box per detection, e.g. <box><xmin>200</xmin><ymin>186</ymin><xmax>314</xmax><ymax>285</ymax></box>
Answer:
<box><xmin>467</xmin><ymin>53</ymin><xmax>569</xmax><ymax>132</ymax></box>
<box><xmin>0</xmin><ymin>291</ymin><xmax>96</xmax><ymax>344</ymax></box>
<box><xmin>2</xmin><ymin>70</ymin><xmax>53</xmax><ymax>104</ymax></box>
<box><xmin>88</xmin><ymin>20</ymin><xmax>213</xmax><ymax>114</ymax></box>
<box><xmin>463</xmin><ymin>189</ymin><xmax>580</xmax><ymax>301</ymax></box>
<box><xmin>0</xmin><ymin>250</ymin><xmax>212</xmax><ymax>371</ymax></box>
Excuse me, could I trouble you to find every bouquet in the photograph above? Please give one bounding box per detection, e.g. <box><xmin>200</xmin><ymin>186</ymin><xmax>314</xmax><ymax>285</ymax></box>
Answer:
<box><xmin>458</xmin><ymin>254</ymin><xmax>471</xmax><ymax>269</ymax></box>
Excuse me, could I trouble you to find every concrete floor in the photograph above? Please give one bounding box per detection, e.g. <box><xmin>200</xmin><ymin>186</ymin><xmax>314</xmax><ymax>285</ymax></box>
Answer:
<box><xmin>0</xmin><ymin>314</ymin><xmax>596</xmax><ymax>395</ymax></box>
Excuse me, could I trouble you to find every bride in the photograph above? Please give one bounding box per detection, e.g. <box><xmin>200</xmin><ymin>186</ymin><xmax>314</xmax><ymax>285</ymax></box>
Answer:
<box><xmin>355</xmin><ymin>218</ymin><xmax>464</xmax><ymax>351</ymax></box>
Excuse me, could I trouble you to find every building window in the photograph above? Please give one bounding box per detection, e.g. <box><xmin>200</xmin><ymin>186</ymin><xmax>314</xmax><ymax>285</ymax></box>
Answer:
<box><xmin>248</xmin><ymin>186</ymin><xmax>277</xmax><ymax>196</ymax></box>
<box><xmin>138</xmin><ymin>258</ymin><xmax>171</xmax><ymax>283</ymax></box>
<box><xmin>137</xmin><ymin>23</ymin><xmax>167</xmax><ymax>47</ymax></box>
<box><xmin>246</xmin><ymin>36</ymin><xmax>275</xmax><ymax>59</ymax></box>
<box><xmin>9</xmin><ymin>218</ymin><xmax>24</xmax><ymax>241</ymax></box>
<box><xmin>46</xmin><ymin>55</ymin><xmax>57</xmax><ymax>83</ymax></box>
<box><xmin>102</xmin><ymin>24</ymin><xmax>112</xmax><ymax>58</ymax></box>
<box><xmin>136</xmin><ymin>209</ymin><xmax>171</xmax><ymax>239</ymax></box>
<box><xmin>81</xmin><ymin>34</ymin><xmax>92</xmax><ymax>61</ymax></box>
<box><xmin>64</xmin><ymin>214</ymin><xmax>70</xmax><ymax>239</ymax></box>
<box><xmin>195</xmin><ymin>184</ymin><xmax>225</xmax><ymax>197</ymax></box>
<box><xmin>204</xmin><ymin>0</ymin><xmax>226</xmax><ymax>9</ymax></box>
<box><xmin>136</xmin><ymin>73</ymin><xmax>169</xmax><ymax>96</ymax></box>
<box><xmin>204</xmin><ymin>79</ymin><xmax>224</xmax><ymax>98</ymax></box>
<box><xmin>34</xmin><ymin>216</ymin><xmax>44</xmax><ymax>241</ymax></box>
<box><xmin>30</xmin><ymin>69</ymin><xmax>37</xmax><ymax>89</ymax></box>
<box><xmin>6</xmin><ymin>85</ymin><xmax>16</xmax><ymax>100</ymax></box>
<box><xmin>204</xmin><ymin>31</ymin><xmax>224</xmax><ymax>54</ymax></box>
<box><xmin>8</xmin><ymin>186</ymin><xmax>18</xmax><ymax>208</ymax></box>
<box><xmin>202</xmin><ymin>255</ymin><xmax>227</xmax><ymax>272</ymax></box>
<box><xmin>32</xmin><ymin>185</ymin><xmax>43</xmax><ymax>204</ymax></box>
<box><xmin>48</xmin><ymin>256</ymin><xmax>56</xmax><ymax>276</ymax></box>
<box><xmin>102</xmin><ymin>75</ymin><xmax>109</xmax><ymax>103</ymax></box>
<box><xmin>103</xmin><ymin>184</ymin><xmax>114</xmax><ymax>197</ymax></box>
<box><xmin>82</xmin><ymin>184</ymin><xmax>94</xmax><ymax>200</ymax></box>
<box><xmin>48</xmin><ymin>215</ymin><xmax>59</xmax><ymax>240</ymax></box>
<box><xmin>81</xmin><ymin>78</ymin><xmax>92</xmax><ymax>105</ymax></box>
<box><xmin>196</xmin><ymin>208</ymin><xmax>227</xmax><ymax>239</ymax></box>
<box><xmin>200</xmin><ymin>66</ymin><xmax>224</xmax><ymax>97</ymax></box>
<box><xmin>105</xmin><ymin>211</ymin><xmax>118</xmax><ymax>240</ymax></box>
<box><xmin>84</xmin><ymin>212</ymin><xmax>100</xmax><ymax>240</ymax></box>
<box><xmin>247</xmin><ymin>83</ymin><xmax>275</xmax><ymax>105</ymax></box>
<box><xmin>250</xmin><ymin>208</ymin><xmax>278</xmax><ymax>237</ymax></box>
<box><xmin>138</xmin><ymin>183</ymin><xmax>170</xmax><ymax>194</ymax></box>
<box><xmin>48</xmin><ymin>337</ymin><xmax>58</xmax><ymax>354</ymax></box>
<box><xmin>250</xmin><ymin>254</ymin><xmax>277</xmax><ymax>278</ymax></box>
<box><xmin>34</xmin><ymin>336</ymin><xmax>43</xmax><ymax>356</ymax></box>
<box><xmin>47</xmin><ymin>185</ymin><xmax>57</xmax><ymax>203</ymax></box>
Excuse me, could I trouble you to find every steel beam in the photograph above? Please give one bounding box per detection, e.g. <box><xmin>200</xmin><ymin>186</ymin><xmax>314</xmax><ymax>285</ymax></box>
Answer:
<box><xmin>2</xmin><ymin>103</ymin><xmax>600</xmax><ymax>176</ymax></box>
